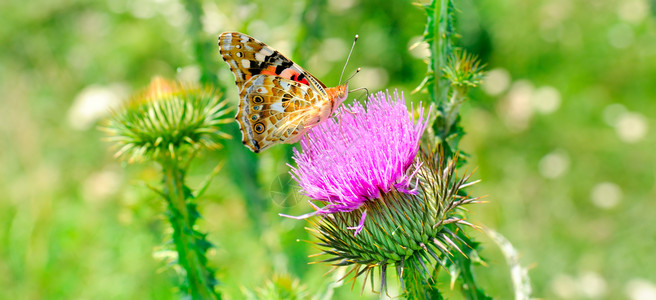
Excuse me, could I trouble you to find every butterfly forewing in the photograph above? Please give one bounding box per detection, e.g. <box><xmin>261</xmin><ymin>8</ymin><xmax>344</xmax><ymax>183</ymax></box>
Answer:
<box><xmin>218</xmin><ymin>32</ymin><xmax>327</xmax><ymax>93</ymax></box>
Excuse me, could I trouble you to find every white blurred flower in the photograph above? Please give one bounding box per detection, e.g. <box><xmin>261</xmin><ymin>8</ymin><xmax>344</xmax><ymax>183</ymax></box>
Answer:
<box><xmin>579</xmin><ymin>271</ymin><xmax>608</xmax><ymax>298</ymax></box>
<box><xmin>531</xmin><ymin>86</ymin><xmax>561</xmax><ymax>114</ymax></box>
<box><xmin>201</xmin><ymin>2</ymin><xmax>226</xmax><ymax>34</ymax></box>
<box><xmin>550</xmin><ymin>273</ymin><xmax>578</xmax><ymax>299</ymax></box>
<box><xmin>618</xmin><ymin>0</ymin><xmax>649</xmax><ymax>24</ymax></box>
<box><xmin>159</xmin><ymin>0</ymin><xmax>186</xmax><ymax>28</ymax></box>
<box><xmin>328</xmin><ymin>0</ymin><xmax>356</xmax><ymax>13</ymax></box>
<box><xmin>602</xmin><ymin>104</ymin><xmax>648</xmax><ymax>143</ymax></box>
<box><xmin>68</xmin><ymin>83</ymin><xmax>128</xmax><ymax>130</ymax></box>
<box><xmin>590</xmin><ymin>182</ymin><xmax>622</xmax><ymax>209</ymax></box>
<box><xmin>552</xmin><ymin>272</ymin><xmax>609</xmax><ymax>299</ymax></box>
<box><xmin>626</xmin><ymin>278</ymin><xmax>656</xmax><ymax>300</ymax></box>
<box><xmin>615</xmin><ymin>112</ymin><xmax>648</xmax><ymax>143</ymax></box>
<box><xmin>498</xmin><ymin>80</ymin><xmax>533</xmax><ymax>131</ymax></box>
<box><xmin>482</xmin><ymin>68</ymin><xmax>511</xmax><ymax>96</ymax></box>
<box><xmin>351</xmin><ymin>67</ymin><xmax>389</xmax><ymax>91</ymax></box>
<box><xmin>408</xmin><ymin>36</ymin><xmax>430</xmax><ymax>59</ymax></box>
<box><xmin>495</xmin><ymin>79</ymin><xmax>563</xmax><ymax>130</ymax></box>
<box><xmin>538</xmin><ymin>149</ymin><xmax>569</xmax><ymax>179</ymax></box>
<box><xmin>176</xmin><ymin>65</ymin><xmax>201</xmax><ymax>83</ymax></box>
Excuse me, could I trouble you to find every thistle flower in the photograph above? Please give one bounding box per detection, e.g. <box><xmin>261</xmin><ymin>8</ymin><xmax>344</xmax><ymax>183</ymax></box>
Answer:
<box><xmin>288</xmin><ymin>90</ymin><xmax>482</xmax><ymax>295</ymax></box>
<box><xmin>287</xmin><ymin>90</ymin><xmax>428</xmax><ymax>234</ymax></box>
<box><xmin>103</xmin><ymin>77</ymin><xmax>232</xmax><ymax>163</ymax></box>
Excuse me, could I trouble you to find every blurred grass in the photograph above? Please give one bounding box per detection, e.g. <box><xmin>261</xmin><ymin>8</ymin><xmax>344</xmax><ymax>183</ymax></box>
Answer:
<box><xmin>1</xmin><ymin>0</ymin><xmax>655</xmax><ymax>299</ymax></box>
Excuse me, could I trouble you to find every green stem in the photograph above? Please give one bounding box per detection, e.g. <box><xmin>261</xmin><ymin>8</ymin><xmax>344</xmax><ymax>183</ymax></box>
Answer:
<box><xmin>423</xmin><ymin>0</ymin><xmax>462</xmax><ymax>155</ymax></box>
<box><xmin>440</xmin><ymin>86</ymin><xmax>467</xmax><ymax>138</ymax></box>
<box><xmin>435</xmin><ymin>0</ymin><xmax>458</xmax><ymax>142</ymax></box>
<box><xmin>436</xmin><ymin>0</ymin><xmax>451</xmax><ymax>103</ymax></box>
<box><xmin>424</xmin><ymin>0</ymin><xmax>454</xmax><ymax>107</ymax></box>
<box><xmin>424</xmin><ymin>0</ymin><xmax>439</xmax><ymax>103</ymax></box>
<box><xmin>161</xmin><ymin>157</ymin><xmax>220</xmax><ymax>299</ymax></box>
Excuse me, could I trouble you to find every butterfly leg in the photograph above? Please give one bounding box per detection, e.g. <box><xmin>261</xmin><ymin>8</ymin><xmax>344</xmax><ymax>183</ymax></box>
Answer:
<box><xmin>333</xmin><ymin>110</ymin><xmax>354</xmax><ymax>143</ymax></box>
<box><xmin>349</xmin><ymin>87</ymin><xmax>369</xmax><ymax>99</ymax></box>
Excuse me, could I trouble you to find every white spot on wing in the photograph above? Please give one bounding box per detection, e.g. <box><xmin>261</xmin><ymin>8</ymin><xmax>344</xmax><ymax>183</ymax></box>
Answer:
<box><xmin>220</xmin><ymin>35</ymin><xmax>232</xmax><ymax>48</ymax></box>
<box><xmin>270</xmin><ymin>103</ymin><xmax>284</xmax><ymax>112</ymax></box>
<box><xmin>255</xmin><ymin>52</ymin><xmax>265</xmax><ymax>61</ymax></box>
<box><xmin>253</xmin><ymin>76</ymin><xmax>265</xmax><ymax>85</ymax></box>
<box><xmin>241</xmin><ymin>59</ymin><xmax>250</xmax><ymax>68</ymax></box>
<box><xmin>260</xmin><ymin>47</ymin><xmax>274</xmax><ymax>56</ymax></box>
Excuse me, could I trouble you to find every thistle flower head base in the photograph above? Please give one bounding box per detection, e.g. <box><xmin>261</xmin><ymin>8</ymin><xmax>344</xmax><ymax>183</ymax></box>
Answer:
<box><xmin>310</xmin><ymin>147</ymin><xmax>482</xmax><ymax>295</ymax></box>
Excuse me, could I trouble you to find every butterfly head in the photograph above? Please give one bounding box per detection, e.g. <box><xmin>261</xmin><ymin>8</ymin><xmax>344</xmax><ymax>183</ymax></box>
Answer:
<box><xmin>328</xmin><ymin>84</ymin><xmax>349</xmax><ymax>111</ymax></box>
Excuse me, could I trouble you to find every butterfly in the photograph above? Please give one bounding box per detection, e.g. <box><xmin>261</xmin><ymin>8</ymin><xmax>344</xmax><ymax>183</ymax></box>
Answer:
<box><xmin>218</xmin><ymin>32</ymin><xmax>350</xmax><ymax>153</ymax></box>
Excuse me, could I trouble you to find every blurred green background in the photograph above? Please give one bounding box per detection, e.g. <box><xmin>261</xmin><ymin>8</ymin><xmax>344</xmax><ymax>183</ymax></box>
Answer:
<box><xmin>1</xmin><ymin>0</ymin><xmax>655</xmax><ymax>299</ymax></box>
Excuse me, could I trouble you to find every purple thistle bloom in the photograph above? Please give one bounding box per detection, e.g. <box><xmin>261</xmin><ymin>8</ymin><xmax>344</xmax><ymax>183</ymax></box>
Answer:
<box><xmin>284</xmin><ymin>90</ymin><xmax>430</xmax><ymax>235</ymax></box>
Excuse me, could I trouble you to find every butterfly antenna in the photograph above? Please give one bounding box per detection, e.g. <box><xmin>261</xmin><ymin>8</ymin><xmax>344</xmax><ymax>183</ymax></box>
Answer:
<box><xmin>339</xmin><ymin>34</ymin><xmax>359</xmax><ymax>85</ymax></box>
<box><xmin>345</xmin><ymin>67</ymin><xmax>361</xmax><ymax>84</ymax></box>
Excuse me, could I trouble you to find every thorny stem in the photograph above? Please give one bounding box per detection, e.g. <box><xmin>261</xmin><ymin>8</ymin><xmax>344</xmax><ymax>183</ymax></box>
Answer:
<box><xmin>436</xmin><ymin>0</ymin><xmax>452</xmax><ymax>103</ymax></box>
<box><xmin>435</xmin><ymin>0</ymin><xmax>461</xmax><ymax>145</ymax></box>
<box><xmin>422</xmin><ymin>0</ymin><xmax>466</xmax><ymax>156</ymax></box>
<box><xmin>162</xmin><ymin>157</ymin><xmax>220</xmax><ymax>299</ymax></box>
<box><xmin>441</xmin><ymin>87</ymin><xmax>467</xmax><ymax>138</ymax></box>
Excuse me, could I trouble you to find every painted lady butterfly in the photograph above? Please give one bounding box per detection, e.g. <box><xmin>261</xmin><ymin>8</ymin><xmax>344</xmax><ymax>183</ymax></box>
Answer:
<box><xmin>218</xmin><ymin>32</ymin><xmax>349</xmax><ymax>153</ymax></box>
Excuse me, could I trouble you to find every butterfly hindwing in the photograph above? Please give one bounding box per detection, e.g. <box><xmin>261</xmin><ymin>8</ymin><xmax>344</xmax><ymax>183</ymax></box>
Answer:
<box><xmin>236</xmin><ymin>74</ymin><xmax>323</xmax><ymax>153</ymax></box>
